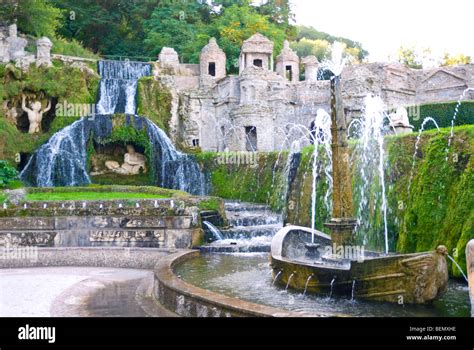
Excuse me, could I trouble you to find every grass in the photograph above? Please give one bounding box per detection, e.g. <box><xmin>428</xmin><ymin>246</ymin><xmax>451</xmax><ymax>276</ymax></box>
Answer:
<box><xmin>0</xmin><ymin>192</ymin><xmax>6</xmax><ymax>202</ymax></box>
<box><xmin>26</xmin><ymin>191</ymin><xmax>168</xmax><ymax>201</ymax></box>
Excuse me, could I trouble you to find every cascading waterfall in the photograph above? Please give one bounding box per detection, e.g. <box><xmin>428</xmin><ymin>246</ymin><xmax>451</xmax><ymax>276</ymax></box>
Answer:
<box><xmin>144</xmin><ymin>119</ymin><xmax>207</xmax><ymax>195</ymax></box>
<box><xmin>20</xmin><ymin>115</ymin><xmax>112</xmax><ymax>187</ymax></box>
<box><xmin>96</xmin><ymin>60</ymin><xmax>151</xmax><ymax>115</ymax></box>
<box><xmin>21</xmin><ymin>60</ymin><xmax>207</xmax><ymax>195</ymax></box>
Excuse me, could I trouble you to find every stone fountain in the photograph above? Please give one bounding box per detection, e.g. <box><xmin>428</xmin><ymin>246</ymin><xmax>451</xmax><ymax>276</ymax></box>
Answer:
<box><xmin>270</xmin><ymin>61</ymin><xmax>449</xmax><ymax>304</ymax></box>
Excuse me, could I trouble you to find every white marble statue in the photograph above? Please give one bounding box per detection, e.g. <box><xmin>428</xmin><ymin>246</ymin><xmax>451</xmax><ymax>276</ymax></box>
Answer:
<box><xmin>390</xmin><ymin>106</ymin><xmax>413</xmax><ymax>134</ymax></box>
<box><xmin>0</xmin><ymin>32</ymin><xmax>9</xmax><ymax>63</ymax></box>
<box><xmin>105</xmin><ymin>145</ymin><xmax>146</xmax><ymax>175</ymax></box>
<box><xmin>21</xmin><ymin>95</ymin><xmax>51</xmax><ymax>134</ymax></box>
<box><xmin>36</xmin><ymin>37</ymin><xmax>53</xmax><ymax>67</ymax></box>
<box><xmin>6</xmin><ymin>24</ymin><xmax>27</xmax><ymax>61</ymax></box>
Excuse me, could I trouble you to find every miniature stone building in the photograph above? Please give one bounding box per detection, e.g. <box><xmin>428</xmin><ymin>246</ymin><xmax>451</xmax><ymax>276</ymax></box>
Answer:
<box><xmin>154</xmin><ymin>32</ymin><xmax>473</xmax><ymax>152</ymax></box>
<box><xmin>276</xmin><ymin>40</ymin><xmax>300</xmax><ymax>82</ymax></box>
<box><xmin>302</xmin><ymin>55</ymin><xmax>319</xmax><ymax>82</ymax></box>
<box><xmin>239</xmin><ymin>33</ymin><xmax>274</xmax><ymax>74</ymax></box>
<box><xmin>200</xmin><ymin>38</ymin><xmax>226</xmax><ymax>84</ymax></box>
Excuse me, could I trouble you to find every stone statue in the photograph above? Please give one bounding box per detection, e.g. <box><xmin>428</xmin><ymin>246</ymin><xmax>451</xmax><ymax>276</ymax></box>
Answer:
<box><xmin>0</xmin><ymin>32</ymin><xmax>9</xmax><ymax>63</ymax></box>
<box><xmin>21</xmin><ymin>95</ymin><xmax>52</xmax><ymax>134</ymax></box>
<box><xmin>105</xmin><ymin>145</ymin><xmax>146</xmax><ymax>175</ymax></box>
<box><xmin>390</xmin><ymin>106</ymin><xmax>413</xmax><ymax>134</ymax></box>
<box><xmin>2</xmin><ymin>100</ymin><xmax>19</xmax><ymax>126</ymax></box>
<box><xmin>36</xmin><ymin>37</ymin><xmax>53</xmax><ymax>68</ymax></box>
<box><xmin>6</xmin><ymin>24</ymin><xmax>27</xmax><ymax>61</ymax></box>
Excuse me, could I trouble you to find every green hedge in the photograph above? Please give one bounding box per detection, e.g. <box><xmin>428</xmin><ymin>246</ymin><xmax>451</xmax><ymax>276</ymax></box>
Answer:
<box><xmin>409</xmin><ymin>101</ymin><xmax>474</xmax><ymax>131</ymax></box>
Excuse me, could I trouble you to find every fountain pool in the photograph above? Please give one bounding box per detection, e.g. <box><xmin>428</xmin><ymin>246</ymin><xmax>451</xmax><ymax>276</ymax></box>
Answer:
<box><xmin>174</xmin><ymin>253</ymin><xmax>470</xmax><ymax>317</ymax></box>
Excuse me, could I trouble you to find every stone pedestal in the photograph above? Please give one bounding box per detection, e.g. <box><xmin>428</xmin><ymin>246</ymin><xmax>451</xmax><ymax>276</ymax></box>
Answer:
<box><xmin>324</xmin><ymin>218</ymin><xmax>357</xmax><ymax>247</ymax></box>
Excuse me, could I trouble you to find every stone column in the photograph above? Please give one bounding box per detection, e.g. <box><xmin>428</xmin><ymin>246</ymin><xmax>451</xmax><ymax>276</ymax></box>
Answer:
<box><xmin>324</xmin><ymin>75</ymin><xmax>357</xmax><ymax>247</ymax></box>
<box><xmin>467</xmin><ymin>239</ymin><xmax>474</xmax><ymax>317</ymax></box>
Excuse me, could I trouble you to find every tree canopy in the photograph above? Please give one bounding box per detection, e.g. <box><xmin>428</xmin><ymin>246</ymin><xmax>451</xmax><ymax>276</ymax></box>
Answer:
<box><xmin>1</xmin><ymin>0</ymin><xmax>369</xmax><ymax>70</ymax></box>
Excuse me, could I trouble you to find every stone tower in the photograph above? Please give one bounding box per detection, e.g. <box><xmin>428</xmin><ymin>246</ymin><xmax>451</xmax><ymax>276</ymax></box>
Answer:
<box><xmin>200</xmin><ymin>37</ymin><xmax>226</xmax><ymax>81</ymax></box>
<box><xmin>302</xmin><ymin>55</ymin><xmax>319</xmax><ymax>82</ymax></box>
<box><xmin>239</xmin><ymin>33</ymin><xmax>274</xmax><ymax>74</ymax></box>
<box><xmin>276</xmin><ymin>40</ymin><xmax>300</xmax><ymax>82</ymax></box>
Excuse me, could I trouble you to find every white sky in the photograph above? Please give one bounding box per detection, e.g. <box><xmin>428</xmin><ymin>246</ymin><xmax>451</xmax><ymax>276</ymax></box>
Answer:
<box><xmin>291</xmin><ymin>0</ymin><xmax>474</xmax><ymax>62</ymax></box>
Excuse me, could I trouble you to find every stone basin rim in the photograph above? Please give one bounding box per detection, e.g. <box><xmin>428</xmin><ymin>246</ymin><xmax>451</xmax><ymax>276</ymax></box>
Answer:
<box><xmin>158</xmin><ymin>249</ymin><xmax>349</xmax><ymax>317</ymax></box>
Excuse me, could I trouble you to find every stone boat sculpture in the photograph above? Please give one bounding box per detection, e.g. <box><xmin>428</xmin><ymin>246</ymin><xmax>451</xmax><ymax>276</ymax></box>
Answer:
<box><xmin>270</xmin><ymin>75</ymin><xmax>449</xmax><ymax>304</ymax></box>
<box><xmin>270</xmin><ymin>225</ymin><xmax>449</xmax><ymax>304</ymax></box>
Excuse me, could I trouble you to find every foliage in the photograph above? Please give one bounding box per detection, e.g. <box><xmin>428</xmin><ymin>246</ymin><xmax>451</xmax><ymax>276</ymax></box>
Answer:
<box><xmin>0</xmin><ymin>160</ymin><xmax>18</xmax><ymax>188</ymax></box>
<box><xmin>290</xmin><ymin>38</ymin><xmax>331</xmax><ymax>62</ymax></box>
<box><xmin>397</xmin><ymin>46</ymin><xmax>424</xmax><ymax>69</ymax></box>
<box><xmin>408</xmin><ymin>101</ymin><xmax>474</xmax><ymax>131</ymax></box>
<box><xmin>136</xmin><ymin>77</ymin><xmax>172</xmax><ymax>133</ymax></box>
<box><xmin>0</xmin><ymin>0</ymin><xmax>63</xmax><ymax>37</ymax></box>
<box><xmin>51</xmin><ymin>36</ymin><xmax>99</xmax><ymax>59</ymax></box>
<box><xmin>442</xmin><ymin>53</ymin><xmax>471</xmax><ymax>66</ymax></box>
<box><xmin>293</xmin><ymin>25</ymin><xmax>368</xmax><ymax>61</ymax></box>
<box><xmin>198</xmin><ymin>198</ymin><xmax>221</xmax><ymax>211</ymax></box>
<box><xmin>398</xmin><ymin>46</ymin><xmax>471</xmax><ymax>68</ymax></box>
<box><xmin>143</xmin><ymin>1</ymin><xmax>210</xmax><ymax>63</ymax></box>
<box><xmin>208</xmin><ymin>4</ymin><xmax>287</xmax><ymax>73</ymax></box>
<box><xmin>52</xmin><ymin>0</ymin><xmax>156</xmax><ymax>58</ymax></box>
<box><xmin>0</xmin><ymin>63</ymin><xmax>98</xmax><ymax>104</ymax></box>
<box><xmin>196</xmin><ymin>151</ymin><xmax>287</xmax><ymax>211</ymax></box>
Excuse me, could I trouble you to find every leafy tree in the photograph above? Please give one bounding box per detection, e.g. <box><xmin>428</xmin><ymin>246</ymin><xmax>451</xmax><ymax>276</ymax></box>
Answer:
<box><xmin>208</xmin><ymin>4</ymin><xmax>287</xmax><ymax>73</ymax></box>
<box><xmin>290</xmin><ymin>38</ymin><xmax>330</xmax><ymax>61</ymax></box>
<box><xmin>0</xmin><ymin>0</ymin><xmax>63</xmax><ymax>37</ymax></box>
<box><xmin>52</xmin><ymin>0</ymin><xmax>156</xmax><ymax>58</ymax></box>
<box><xmin>295</xmin><ymin>25</ymin><xmax>368</xmax><ymax>61</ymax></box>
<box><xmin>144</xmin><ymin>1</ymin><xmax>210</xmax><ymax>63</ymax></box>
<box><xmin>0</xmin><ymin>160</ymin><xmax>18</xmax><ymax>188</ymax></box>
<box><xmin>397</xmin><ymin>46</ymin><xmax>427</xmax><ymax>69</ymax></box>
<box><xmin>257</xmin><ymin>0</ymin><xmax>296</xmax><ymax>39</ymax></box>
<box><xmin>290</xmin><ymin>38</ymin><xmax>361</xmax><ymax>64</ymax></box>
<box><xmin>442</xmin><ymin>53</ymin><xmax>471</xmax><ymax>66</ymax></box>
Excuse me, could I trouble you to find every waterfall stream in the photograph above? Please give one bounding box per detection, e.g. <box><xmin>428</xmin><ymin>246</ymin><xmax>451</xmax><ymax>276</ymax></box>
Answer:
<box><xmin>20</xmin><ymin>60</ymin><xmax>207</xmax><ymax>195</ymax></box>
